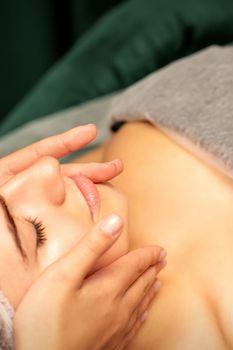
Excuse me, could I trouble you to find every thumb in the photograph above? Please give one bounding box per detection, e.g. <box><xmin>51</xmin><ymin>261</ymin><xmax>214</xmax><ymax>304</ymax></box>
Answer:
<box><xmin>49</xmin><ymin>214</ymin><xmax>123</xmax><ymax>288</ymax></box>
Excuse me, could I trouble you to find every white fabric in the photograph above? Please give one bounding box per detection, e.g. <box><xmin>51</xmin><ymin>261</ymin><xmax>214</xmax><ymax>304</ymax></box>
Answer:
<box><xmin>0</xmin><ymin>291</ymin><xmax>14</xmax><ymax>350</ymax></box>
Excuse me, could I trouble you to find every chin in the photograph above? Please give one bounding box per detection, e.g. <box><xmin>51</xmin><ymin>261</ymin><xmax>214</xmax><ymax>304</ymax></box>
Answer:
<box><xmin>91</xmin><ymin>182</ymin><xmax>129</xmax><ymax>273</ymax></box>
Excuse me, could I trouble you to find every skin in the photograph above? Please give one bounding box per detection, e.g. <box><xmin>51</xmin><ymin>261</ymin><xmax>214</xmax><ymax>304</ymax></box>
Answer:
<box><xmin>3</xmin><ymin>119</ymin><xmax>233</xmax><ymax>348</ymax></box>
<box><xmin>0</xmin><ymin>124</ymin><xmax>98</xmax><ymax>185</ymax></box>
<box><xmin>0</xmin><ymin>124</ymin><xmax>167</xmax><ymax>350</ymax></box>
<box><xmin>0</xmin><ymin>124</ymin><xmax>126</xmax><ymax>307</ymax></box>
<box><xmin>75</xmin><ymin>121</ymin><xmax>233</xmax><ymax>349</ymax></box>
<box><xmin>0</xmin><ymin>154</ymin><xmax>131</xmax><ymax>308</ymax></box>
<box><xmin>14</xmin><ymin>217</ymin><xmax>166</xmax><ymax>350</ymax></box>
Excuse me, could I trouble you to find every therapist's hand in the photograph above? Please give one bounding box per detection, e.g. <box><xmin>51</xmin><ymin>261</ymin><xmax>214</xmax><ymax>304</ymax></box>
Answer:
<box><xmin>0</xmin><ymin>124</ymin><xmax>123</xmax><ymax>186</ymax></box>
<box><xmin>14</xmin><ymin>214</ymin><xmax>166</xmax><ymax>350</ymax></box>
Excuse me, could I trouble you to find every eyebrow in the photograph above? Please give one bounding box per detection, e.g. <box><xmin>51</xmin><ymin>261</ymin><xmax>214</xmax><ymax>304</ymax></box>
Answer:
<box><xmin>0</xmin><ymin>195</ymin><xmax>28</xmax><ymax>263</ymax></box>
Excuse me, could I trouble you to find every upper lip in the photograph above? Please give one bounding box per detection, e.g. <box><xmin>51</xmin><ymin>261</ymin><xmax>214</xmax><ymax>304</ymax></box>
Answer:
<box><xmin>68</xmin><ymin>174</ymin><xmax>100</xmax><ymax>220</ymax></box>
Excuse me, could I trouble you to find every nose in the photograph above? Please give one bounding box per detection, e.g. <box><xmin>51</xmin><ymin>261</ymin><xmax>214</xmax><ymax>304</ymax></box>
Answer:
<box><xmin>32</xmin><ymin>156</ymin><xmax>65</xmax><ymax>204</ymax></box>
<box><xmin>2</xmin><ymin>156</ymin><xmax>65</xmax><ymax>206</ymax></box>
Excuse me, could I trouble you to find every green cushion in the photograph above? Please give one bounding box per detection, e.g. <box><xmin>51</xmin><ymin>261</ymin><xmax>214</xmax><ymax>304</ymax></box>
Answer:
<box><xmin>1</xmin><ymin>0</ymin><xmax>233</xmax><ymax>136</ymax></box>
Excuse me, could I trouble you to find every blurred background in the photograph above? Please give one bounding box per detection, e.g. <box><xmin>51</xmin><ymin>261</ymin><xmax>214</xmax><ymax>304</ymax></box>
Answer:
<box><xmin>1</xmin><ymin>0</ymin><xmax>233</xmax><ymax>136</ymax></box>
<box><xmin>0</xmin><ymin>0</ymin><xmax>122</xmax><ymax>121</ymax></box>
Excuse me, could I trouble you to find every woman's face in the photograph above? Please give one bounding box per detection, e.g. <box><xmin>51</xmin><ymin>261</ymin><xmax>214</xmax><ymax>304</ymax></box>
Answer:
<box><xmin>0</xmin><ymin>157</ymin><xmax>128</xmax><ymax>309</ymax></box>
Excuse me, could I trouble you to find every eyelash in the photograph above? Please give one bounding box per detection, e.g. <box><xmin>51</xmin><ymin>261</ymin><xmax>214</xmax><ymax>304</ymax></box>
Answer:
<box><xmin>29</xmin><ymin>218</ymin><xmax>47</xmax><ymax>247</ymax></box>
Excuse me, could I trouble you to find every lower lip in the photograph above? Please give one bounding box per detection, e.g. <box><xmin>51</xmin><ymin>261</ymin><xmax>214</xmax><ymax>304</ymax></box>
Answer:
<box><xmin>70</xmin><ymin>174</ymin><xmax>100</xmax><ymax>219</ymax></box>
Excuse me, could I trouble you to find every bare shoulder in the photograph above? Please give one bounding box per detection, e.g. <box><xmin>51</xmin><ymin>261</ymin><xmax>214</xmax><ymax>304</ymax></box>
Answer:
<box><xmin>100</xmin><ymin>121</ymin><xmax>233</xmax><ymax>349</ymax></box>
<box><xmin>72</xmin><ymin>121</ymin><xmax>155</xmax><ymax>164</ymax></box>
<box><xmin>72</xmin><ymin>121</ymin><xmax>158</xmax><ymax>164</ymax></box>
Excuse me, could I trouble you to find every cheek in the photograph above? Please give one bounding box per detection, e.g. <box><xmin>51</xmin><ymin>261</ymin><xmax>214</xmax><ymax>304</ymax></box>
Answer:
<box><xmin>91</xmin><ymin>183</ymin><xmax>129</xmax><ymax>272</ymax></box>
<box><xmin>0</xmin><ymin>240</ymin><xmax>36</xmax><ymax>309</ymax></box>
<box><xmin>0</xmin><ymin>214</ymin><xmax>37</xmax><ymax>309</ymax></box>
<box><xmin>92</xmin><ymin>223</ymin><xmax>129</xmax><ymax>273</ymax></box>
<box><xmin>37</xmin><ymin>184</ymin><xmax>129</xmax><ymax>275</ymax></box>
<box><xmin>37</xmin><ymin>216</ymin><xmax>92</xmax><ymax>271</ymax></box>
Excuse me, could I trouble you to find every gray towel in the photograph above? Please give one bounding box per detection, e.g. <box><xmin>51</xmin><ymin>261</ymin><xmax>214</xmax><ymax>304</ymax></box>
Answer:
<box><xmin>107</xmin><ymin>45</ymin><xmax>233</xmax><ymax>179</ymax></box>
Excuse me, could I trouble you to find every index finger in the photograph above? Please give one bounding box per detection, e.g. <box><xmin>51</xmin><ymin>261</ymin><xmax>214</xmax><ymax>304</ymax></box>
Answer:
<box><xmin>109</xmin><ymin>246</ymin><xmax>166</xmax><ymax>293</ymax></box>
<box><xmin>0</xmin><ymin>124</ymin><xmax>96</xmax><ymax>183</ymax></box>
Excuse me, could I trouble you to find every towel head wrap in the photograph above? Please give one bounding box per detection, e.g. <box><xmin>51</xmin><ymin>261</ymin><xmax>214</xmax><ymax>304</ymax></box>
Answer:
<box><xmin>0</xmin><ymin>291</ymin><xmax>14</xmax><ymax>350</ymax></box>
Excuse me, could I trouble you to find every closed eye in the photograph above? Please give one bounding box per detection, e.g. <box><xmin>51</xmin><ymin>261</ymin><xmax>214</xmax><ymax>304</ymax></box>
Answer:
<box><xmin>27</xmin><ymin>217</ymin><xmax>47</xmax><ymax>247</ymax></box>
<box><xmin>0</xmin><ymin>195</ymin><xmax>27</xmax><ymax>261</ymax></box>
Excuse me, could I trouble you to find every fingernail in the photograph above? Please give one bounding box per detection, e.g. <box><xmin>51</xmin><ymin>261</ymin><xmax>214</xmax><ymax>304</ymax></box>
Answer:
<box><xmin>106</xmin><ymin>159</ymin><xmax>122</xmax><ymax>168</ymax></box>
<box><xmin>99</xmin><ymin>214</ymin><xmax>123</xmax><ymax>236</ymax></box>
<box><xmin>78</xmin><ymin>124</ymin><xmax>95</xmax><ymax>130</ymax></box>
<box><xmin>158</xmin><ymin>249</ymin><xmax>167</xmax><ymax>261</ymax></box>
<box><xmin>140</xmin><ymin>310</ymin><xmax>149</xmax><ymax>322</ymax></box>
<box><xmin>160</xmin><ymin>260</ymin><xmax>167</xmax><ymax>269</ymax></box>
<box><xmin>153</xmin><ymin>279</ymin><xmax>161</xmax><ymax>292</ymax></box>
<box><xmin>106</xmin><ymin>159</ymin><xmax>117</xmax><ymax>165</ymax></box>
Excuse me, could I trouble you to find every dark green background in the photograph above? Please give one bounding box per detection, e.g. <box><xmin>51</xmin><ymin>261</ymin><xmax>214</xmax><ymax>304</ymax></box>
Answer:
<box><xmin>0</xmin><ymin>0</ymin><xmax>122</xmax><ymax>120</ymax></box>
<box><xmin>1</xmin><ymin>0</ymin><xmax>233</xmax><ymax>135</ymax></box>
